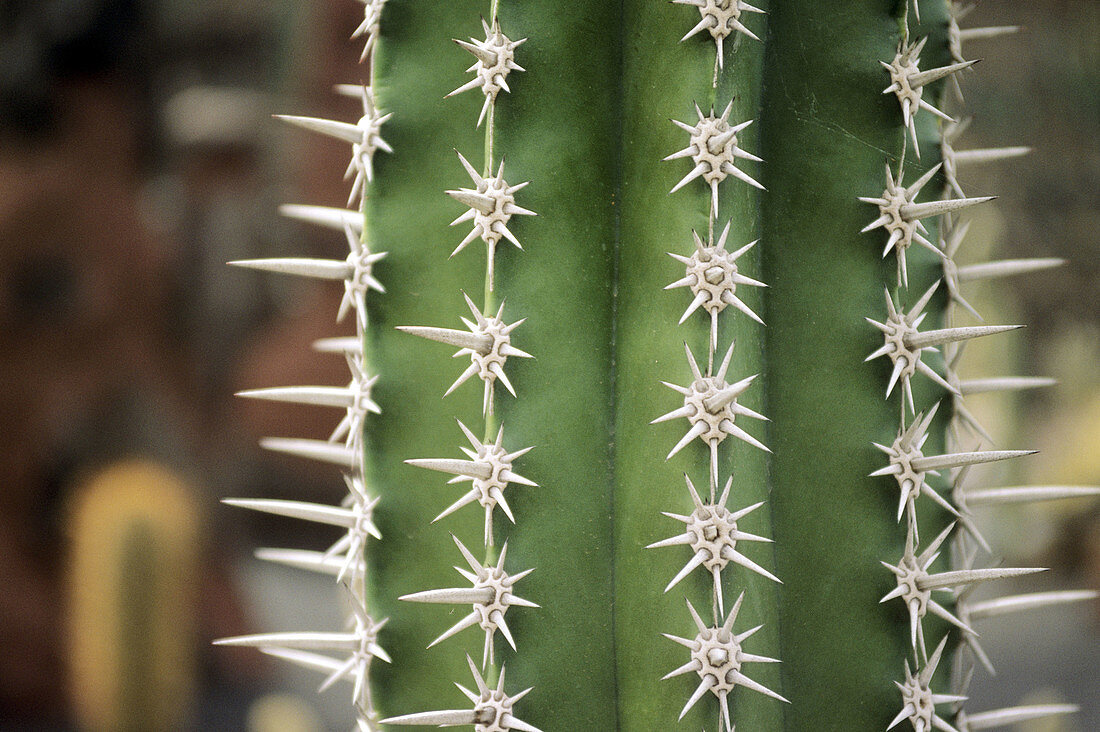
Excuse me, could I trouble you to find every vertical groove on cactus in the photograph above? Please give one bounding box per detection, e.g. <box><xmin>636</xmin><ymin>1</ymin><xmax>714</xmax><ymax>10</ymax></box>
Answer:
<box><xmin>759</xmin><ymin>1</ymin><xmax>933</xmax><ymax>728</ymax></box>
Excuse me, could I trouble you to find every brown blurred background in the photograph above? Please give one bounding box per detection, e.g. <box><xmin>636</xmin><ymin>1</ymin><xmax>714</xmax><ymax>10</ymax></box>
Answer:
<box><xmin>0</xmin><ymin>0</ymin><xmax>1095</xmax><ymax>729</ymax></box>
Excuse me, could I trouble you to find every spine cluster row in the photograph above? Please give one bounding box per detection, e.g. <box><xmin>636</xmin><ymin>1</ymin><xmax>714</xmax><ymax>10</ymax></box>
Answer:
<box><xmin>218</xmin><ymin>2</ymin><xmax>394</xmax><ymax>730</ymax></box>
<box><xmin>869</xmin><ymin>4</ymin><xmax>1097</xmax><ymax>731</ymax></box>
<box><xmin>381</xmin><ymin>4</ymin><xmax>541</xmax><ymax>732</ymax></box>
<box><xmin>649</xmin><ymin>4</ymin><xmax>784</xmax><ymax>731</ymax></box>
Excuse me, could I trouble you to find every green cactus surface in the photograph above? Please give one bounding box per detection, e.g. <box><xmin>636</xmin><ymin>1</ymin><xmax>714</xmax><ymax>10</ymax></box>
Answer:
<box><xmin>365</xmin><ymin>1</ymin><xmax>947</xmax><ymax>729</ymax></box>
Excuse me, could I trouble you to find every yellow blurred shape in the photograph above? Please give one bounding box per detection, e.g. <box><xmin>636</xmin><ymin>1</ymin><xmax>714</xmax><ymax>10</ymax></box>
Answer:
<box><xmin>66</xmin><ymin>459</ymin><xmax>201</xmax><ymax>732</ymax></box>
<box><xmin>247</xmin><ymin>693</ymin><xmax>324</xmax><ymax>732</ymax></box>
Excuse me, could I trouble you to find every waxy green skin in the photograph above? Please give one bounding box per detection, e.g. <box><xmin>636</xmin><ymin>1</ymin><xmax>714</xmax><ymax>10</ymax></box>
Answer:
<box><xmin>364</xmin><ymin>0</ymin><xmax>953</xmax><ymax>729</ymax></box>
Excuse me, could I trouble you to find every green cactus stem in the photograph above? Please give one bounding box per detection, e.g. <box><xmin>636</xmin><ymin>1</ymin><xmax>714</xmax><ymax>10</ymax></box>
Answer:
<box><xmin>222</xmin><ymin>0</ymin><xmax>1092</xmax><ymax>730</ymax></box>
<box><xmin>364</xmin><ymin>1</ymin><xmax>941</xmax><ymax>728</ymax></box>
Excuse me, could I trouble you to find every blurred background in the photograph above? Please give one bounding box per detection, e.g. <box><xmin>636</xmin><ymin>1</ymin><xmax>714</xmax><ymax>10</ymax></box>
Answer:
<box><xmin>0</xmin><ymin>0</ymin><xmax>1095</xmax><ymax>730</ymax></box>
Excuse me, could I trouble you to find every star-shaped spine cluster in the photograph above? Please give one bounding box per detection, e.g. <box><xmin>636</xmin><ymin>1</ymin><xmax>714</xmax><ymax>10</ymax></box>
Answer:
<box><xmin>881</xmin><ymin>37</ymin><xmax>974</xmax><ymax>155</ymax></box>
<box><xmin>448</xmin><ymin>18</ymin><xmax>526</xmax><ymax>127</ymax></box>
<box><xmin>653</xmin><ymin>342</ymin><xmax>768</xmax><ymax>471</ymax></box>
<box><xmin>447</xmin><ymin>152</ymin><xmax>535</xmax><ymax>290</ymax></box>
<box><xmin>888</xmin><ymin>637</ymin><xmax>967</xmax><ymax>732</ymax></box>
<box><xmin>864</xmin><ymin>283</ymin><xmax>1020</xmax><ymax>412</ymax></box>
<box><xmin>648</xmin><ymin>474</ymin><xmax>778</xmax><ymax>614</ymax></box>
<box><xmin>662</xmin><ymin>595</ymin><xmax>786</xmax><ymax>732</ymax></box>
<box><xmin>346</xmin><ymin>85</ymin><xmax>394</xmax><ymax>202</ymax></box>
<box><xmin>859</xmin><ymin>163</ymin><xmax>991</xmax><ymax>287</ymax></box>
<box><xmin>401</xmin><ymin>537</ymin><xmax>536</xmax><ymax>668</ymax></box>
<box><xmin>673</xmin><ymin>0</ymin><xmax>764</xmax><ymax>69</ymax></box>
<box><xmin>407</xmin><ymin>420</ymin><xmax>536</xmax><ymax>545</ymax></box>
<box><xmin>399</xmin><ymin>293</ymin><xmax>531</xmax><ymax>416</ymax></box>
<box><xmin>665</xmin><ymin>220</ymin><xmax>765</xmax><ymax>350</ymax></box>
<box><xmin>237</xmin><ymin>352</ymin><xmax>380</xmax><ymax>452</ymax></box>
<box><xmin>230</xmin><ymin>221</ymin><xmax>387</xmax><ymax>331</ymax></box>
<box><xmin>667</xmin><ymin>102</ymin><xmax>763</xmax><ymax>218</ymax></box>
<box><xmin>880</xmin><ymin>523</ymin><xmax>1042</xmax><ymax>655</ymax></box>
<box><xmin>381</xmin><ymin>655</ymin><xmax>541</xmax><ymax>732</ymax></box>
<box><xmin>276</xmin><ymin>84</ymin><xmax>392</xmax><ymax>207</ymax></box>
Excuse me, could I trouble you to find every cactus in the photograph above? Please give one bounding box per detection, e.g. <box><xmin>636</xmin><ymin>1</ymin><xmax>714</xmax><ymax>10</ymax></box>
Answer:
<box><xmin>67</xmin><ymin>460</ymin><xmax>200</xmax><ymax>732</ymax></box>
<box><xmin>222</xmin><ymin>1</ymin><xmax>1097</xmax><ymax>730</ymax></box>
